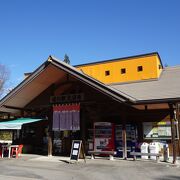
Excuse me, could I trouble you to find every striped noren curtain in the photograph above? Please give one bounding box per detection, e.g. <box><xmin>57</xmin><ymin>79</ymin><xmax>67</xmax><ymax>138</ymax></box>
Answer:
<box><xmin>52</xmin><ymin>104</ymin><xmax>80</xmax><ymax>131</ymax></box>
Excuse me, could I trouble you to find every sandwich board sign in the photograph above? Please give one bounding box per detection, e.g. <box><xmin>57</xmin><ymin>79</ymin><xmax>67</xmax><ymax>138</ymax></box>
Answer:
<box><xmin>70</xmin><ymin>140</ymin><xmax>86</xmax><ymax>163</ymax></box>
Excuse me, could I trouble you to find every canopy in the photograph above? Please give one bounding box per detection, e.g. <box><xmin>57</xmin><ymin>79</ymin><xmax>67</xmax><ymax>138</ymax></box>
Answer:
<box><xmin>0</xmin><ymin>118</ymin><xmax>44</xmax><ymax>130</ymax></box>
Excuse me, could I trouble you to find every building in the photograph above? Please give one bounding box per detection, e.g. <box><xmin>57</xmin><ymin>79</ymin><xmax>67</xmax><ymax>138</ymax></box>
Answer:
<box><xmin>75</xmin><ymin>52</ymin><xmax>163</xmax><ymax>84</ymax></box>
<box><xmin>0</xmin><ymin>52</ymin><xmax>179</xmax><ymax>163</ymax></box>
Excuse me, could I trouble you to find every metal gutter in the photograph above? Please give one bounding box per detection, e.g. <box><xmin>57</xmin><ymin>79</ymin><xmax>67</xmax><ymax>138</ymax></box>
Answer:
<box><xmin>134</xmin><ymin>97</ymin><xmax>180</xmax><ymax>105</ymax></box>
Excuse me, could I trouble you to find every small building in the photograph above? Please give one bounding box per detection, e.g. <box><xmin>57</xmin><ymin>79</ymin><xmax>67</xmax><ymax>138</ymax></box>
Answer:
<box><xmin>0</xmin><ymin>52</ymin><xmax>179</xmax><ymax>163</ymax></box>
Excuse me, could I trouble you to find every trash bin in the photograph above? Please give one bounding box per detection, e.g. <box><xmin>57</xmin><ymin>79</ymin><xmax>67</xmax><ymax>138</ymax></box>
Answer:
<box><xmin>149</xmin><ymin>142</ymin><xmax>159</xmax><ymax>160</ymax></box>
<box><xmin>141</xmin><ymin>142</ymin><xmax>149</xmax><ymax>159</ymax></box>
<box><xmin>163</xmin><ymin>144</ymin><xmax>169</xmax><ymax>162</ymax></box>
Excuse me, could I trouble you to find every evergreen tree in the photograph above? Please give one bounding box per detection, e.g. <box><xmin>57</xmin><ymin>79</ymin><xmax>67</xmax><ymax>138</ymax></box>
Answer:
<box><xmin>63</xmin><ymin>54</ymin><xmax>70</xmax><ymax>64</ymax></box>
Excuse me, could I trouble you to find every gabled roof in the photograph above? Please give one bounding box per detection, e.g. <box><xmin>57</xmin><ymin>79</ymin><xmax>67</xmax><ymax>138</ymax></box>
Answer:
<box><xmin>109</xmin><ymin>66</ymin><xmax>180</xmax><ymax>103</ymax></box>
<box><xmin>1</xmin><ymin>54</ymin><xmax>179</xmax><ymax>114</ymax></box>
<box><xmin>0</xmin><ymin>56</ymin><xmax>135</xmax><ymax>113</ymax></box>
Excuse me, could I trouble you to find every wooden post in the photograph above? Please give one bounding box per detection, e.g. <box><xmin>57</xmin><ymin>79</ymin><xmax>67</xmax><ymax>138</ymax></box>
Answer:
<box><xmin>48</xmin><ymin>84</ymin><xmax>55</xmax><ymax>156</ymax></box>
<box><xmin>122</xmin><ymin>109</ymin><xmax>127</xmax><ymax>160</ymax></box>
<box><xmin>48</xmin><ymin>134</ymin><xmax>53</xmax><ymax>156</ymax></box>
<box><xmin>176</xmin><ymin>103</ymin><xmax>180</xmax><ymax>156</ymax></box>
<box><xmin>80</xmin><ymin>108</ymin><xmax>86</xmax><ymax>142</ymax></box>
<box><xmin>48</xmin><ymin>106</ymin><xmax>53</xmax><ymax>156</ymax></box>
<box><xmin>169</xmin><ymin>103</ymin><xmax>177</xmax><ymax>164</ymax></box>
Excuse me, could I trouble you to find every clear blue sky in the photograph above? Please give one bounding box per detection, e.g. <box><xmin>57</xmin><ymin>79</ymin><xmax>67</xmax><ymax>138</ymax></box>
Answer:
<box><xmin>0</xmin><ymin>0</ymin><xmax>180</xmax><ymax>89</ymax></box>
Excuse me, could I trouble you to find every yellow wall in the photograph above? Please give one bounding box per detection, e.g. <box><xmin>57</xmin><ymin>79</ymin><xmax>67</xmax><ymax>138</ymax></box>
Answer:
<box><xmin>155</xmin><ymin>55</ymin><xmax>163</xmax><ymax>78</ymax></box>
<box><xmin>76</xmin><ymin>54</ymin><xmax>162</xmax><ymax>84</ymax></box>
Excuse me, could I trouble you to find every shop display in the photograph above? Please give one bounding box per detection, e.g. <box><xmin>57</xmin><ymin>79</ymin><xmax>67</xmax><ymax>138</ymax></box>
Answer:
<box><xmin>53</xmin><ymin>131</ymin><xmax>62</xmax><ymax>154</ymax></box>
<box><xmin>87</xmin><ymin>129</ymin><xmax>94</xmax><ymax>151</ymax></box>
<box><xmin>0</xmin><ymin>131</ymin><xmax>12</xmax><ymax>143</ymax></box>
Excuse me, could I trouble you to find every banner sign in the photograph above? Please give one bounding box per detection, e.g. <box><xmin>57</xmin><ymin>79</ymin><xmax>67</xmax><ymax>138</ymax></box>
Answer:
<box><xmin>50</xmin><ymin>93</ymin><xmax>84</xmax><ymax>104</ymax></box>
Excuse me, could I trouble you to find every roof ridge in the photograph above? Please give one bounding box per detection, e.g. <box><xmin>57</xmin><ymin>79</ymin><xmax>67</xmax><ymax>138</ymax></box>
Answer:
<box><xmin>164</xmin><ymin>65</ymin><xmax>180</xmax><ymax>70</ymax></box>
<box><xmin>74</xmin><ymin>52</ymin><xmax>162</xmax><ymax>67</ymax></box>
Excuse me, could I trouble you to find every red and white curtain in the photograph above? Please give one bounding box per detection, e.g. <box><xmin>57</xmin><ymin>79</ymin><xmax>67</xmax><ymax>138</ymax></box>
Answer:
<box><xmin>52</xmin><ymin>104</ymin><xmax>80</xmax><ymax>131</ymax></box>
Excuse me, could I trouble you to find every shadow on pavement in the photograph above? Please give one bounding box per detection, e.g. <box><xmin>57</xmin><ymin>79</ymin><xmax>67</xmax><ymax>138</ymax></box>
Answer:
<box><xmin>59</xmin><ymin>160</ymin><xmax>70</xmax><ymax>164</ymax></box>
<box><xmin>155</xmin><ymin>175</ymin><xmax>180</xmax><ymax>180</ymax></box>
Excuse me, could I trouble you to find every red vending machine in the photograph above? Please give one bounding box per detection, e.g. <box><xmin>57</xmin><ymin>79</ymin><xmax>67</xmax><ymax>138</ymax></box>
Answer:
<box><xmin>94</xmin><ymin>122</ymin><xmax>115</xmax><ymax>151</ymax></box>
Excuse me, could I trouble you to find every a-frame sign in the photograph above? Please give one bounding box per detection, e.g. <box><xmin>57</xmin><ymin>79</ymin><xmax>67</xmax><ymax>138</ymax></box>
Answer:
<box><xmin>70</xmin><ymin>140</ymin><xmax>86</xmax><ymax>163</ymax></box>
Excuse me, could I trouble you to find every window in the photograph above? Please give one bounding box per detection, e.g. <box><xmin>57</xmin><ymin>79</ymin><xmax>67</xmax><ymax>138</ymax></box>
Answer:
<box><xmin>137</xmin><ymin>66</ymin><xmax>143</xmax><ymax>72</ymax></box>
<box><xmin>121</xmin><ymin>68</ymin><xmax>126</xmax><ymax>74</ymax></box>
<box><xmin>105</xmin><ymin>70</ymin><xmax>110</xmax><ymax>76</ymax></box>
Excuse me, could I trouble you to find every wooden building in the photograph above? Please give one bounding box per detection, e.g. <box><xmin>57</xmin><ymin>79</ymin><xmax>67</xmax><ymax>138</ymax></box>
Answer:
<box><xmin>0</xmin><ymin>53</ymin><xmax>179</xmax><ymax>163</ymax></box>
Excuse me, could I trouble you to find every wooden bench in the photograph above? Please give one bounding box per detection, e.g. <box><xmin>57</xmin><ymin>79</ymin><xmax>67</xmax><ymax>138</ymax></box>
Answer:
<box><xmin>88</xmin><ymin>151</ymin><xmax>116</xmax><ymax>160</ymax></box>
<box><xmin>130</xmin><ymin>152</ymin><xmax>162</xmax><ymax>162</ymax></box>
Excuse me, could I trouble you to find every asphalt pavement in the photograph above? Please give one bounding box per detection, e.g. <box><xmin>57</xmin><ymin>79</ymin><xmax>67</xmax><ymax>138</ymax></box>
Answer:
<box><xmin>0</xmin><ymin>155</ymin><xmax>180</xmax><ymax>180</ymax></box>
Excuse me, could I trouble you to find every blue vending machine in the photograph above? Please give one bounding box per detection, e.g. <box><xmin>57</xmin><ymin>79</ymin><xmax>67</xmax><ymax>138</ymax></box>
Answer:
<box><xmin>115</xmin><ymin>124</ymin><xmax>138</xmax><ymax>158</ymax></box>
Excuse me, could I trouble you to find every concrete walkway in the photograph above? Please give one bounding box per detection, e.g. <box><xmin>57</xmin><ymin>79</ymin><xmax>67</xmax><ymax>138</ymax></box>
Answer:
<box><xmin>0</xmin><ymin>154</ymin><xmax>180</xmax><ymax>180</ymax></box>
<box><xmin>25</xmin><ymin>154</ymin><xmax>180</xmax><ymax>165</ymax></box>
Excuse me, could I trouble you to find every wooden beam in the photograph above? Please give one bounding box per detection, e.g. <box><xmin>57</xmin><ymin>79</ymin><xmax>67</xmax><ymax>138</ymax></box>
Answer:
<box><xmin>3</xmin><ymin>105</ymin><xmax>32</xmax><ymax>111</ymax></box>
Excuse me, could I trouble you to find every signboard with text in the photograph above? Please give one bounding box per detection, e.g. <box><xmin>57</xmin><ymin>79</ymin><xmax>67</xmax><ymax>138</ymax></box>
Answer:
<box><xmin>50</xmin><ymin>93</ymin><xmax>84</xmax><ymax>104</ymax></box>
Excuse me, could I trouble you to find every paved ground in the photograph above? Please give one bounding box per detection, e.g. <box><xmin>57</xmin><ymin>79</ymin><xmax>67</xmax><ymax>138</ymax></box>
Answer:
<box><xmin>0</xmin><ymin>155</ymin><xmax>180</xmax><ymax>180</ymax></box>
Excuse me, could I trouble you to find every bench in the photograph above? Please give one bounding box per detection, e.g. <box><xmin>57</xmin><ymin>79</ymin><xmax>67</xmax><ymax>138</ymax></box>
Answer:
<box><xmin>88</xmin><ymin>151</ymin><xmax>116</xmax><ymax>160</ymax></box>
<box><xmin>130</xmin><ymin>152</ymin><xmax>162</xmax><ymax>162</ymax></box>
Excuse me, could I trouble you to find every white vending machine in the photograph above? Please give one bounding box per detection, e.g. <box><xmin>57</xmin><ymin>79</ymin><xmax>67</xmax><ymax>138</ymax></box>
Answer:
<box><xmin>141</xmin><ymin>142</ymin><xmax>149</xmax><ymax>159</ymax></box>
<box><xmin>149</xmin><ymin>142</ymin><xmax>159</xmax><ymax>160</ymax></box>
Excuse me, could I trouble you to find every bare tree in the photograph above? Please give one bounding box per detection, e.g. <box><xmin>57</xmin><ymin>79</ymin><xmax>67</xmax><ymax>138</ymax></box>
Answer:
<box><xmin>0</xmin><ymin>64</ymin><xmax>9</xmax><ymax>97</ymax></box>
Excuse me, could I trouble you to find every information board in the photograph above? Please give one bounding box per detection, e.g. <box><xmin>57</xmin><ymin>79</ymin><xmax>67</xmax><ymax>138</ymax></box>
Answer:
<box><xmin>143</xmin><ymin>121</ymin><xmax>172</xmax><ymax>139</ymax></box>
<box><xmin>70</xmin><ymin>140</ymin><xmax>86</xmax><ymax>162</ymax></box>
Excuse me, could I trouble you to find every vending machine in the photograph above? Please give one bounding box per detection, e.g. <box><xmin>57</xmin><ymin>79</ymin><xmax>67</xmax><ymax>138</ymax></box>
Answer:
<box><xmin>115</xmin><ymin>124</ymin><xmax>137</xmax><ymax>157</ymax></box>
<box><xmin>94</xmin><ymin>122</ymin><xmax>115</xmax><ymax>151</ymax></box>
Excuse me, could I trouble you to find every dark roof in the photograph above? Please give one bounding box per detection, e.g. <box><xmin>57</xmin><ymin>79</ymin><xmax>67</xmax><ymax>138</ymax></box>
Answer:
<box><xmin>74</xmin><ymin>52</ymin><xmax>163</xmax><ymax>68</ymax></box>
<box><xmin>109</xmin><ymin>66</ymin><xmax>180</xmax><ymax>103</ymax></box>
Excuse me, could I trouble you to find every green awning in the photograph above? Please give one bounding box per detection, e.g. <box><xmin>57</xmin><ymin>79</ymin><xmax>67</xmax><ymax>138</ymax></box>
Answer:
<box><xmin>0</xmin><ymin>118</ymin><xmax>45</xmax><ymax>130</ymax></box>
